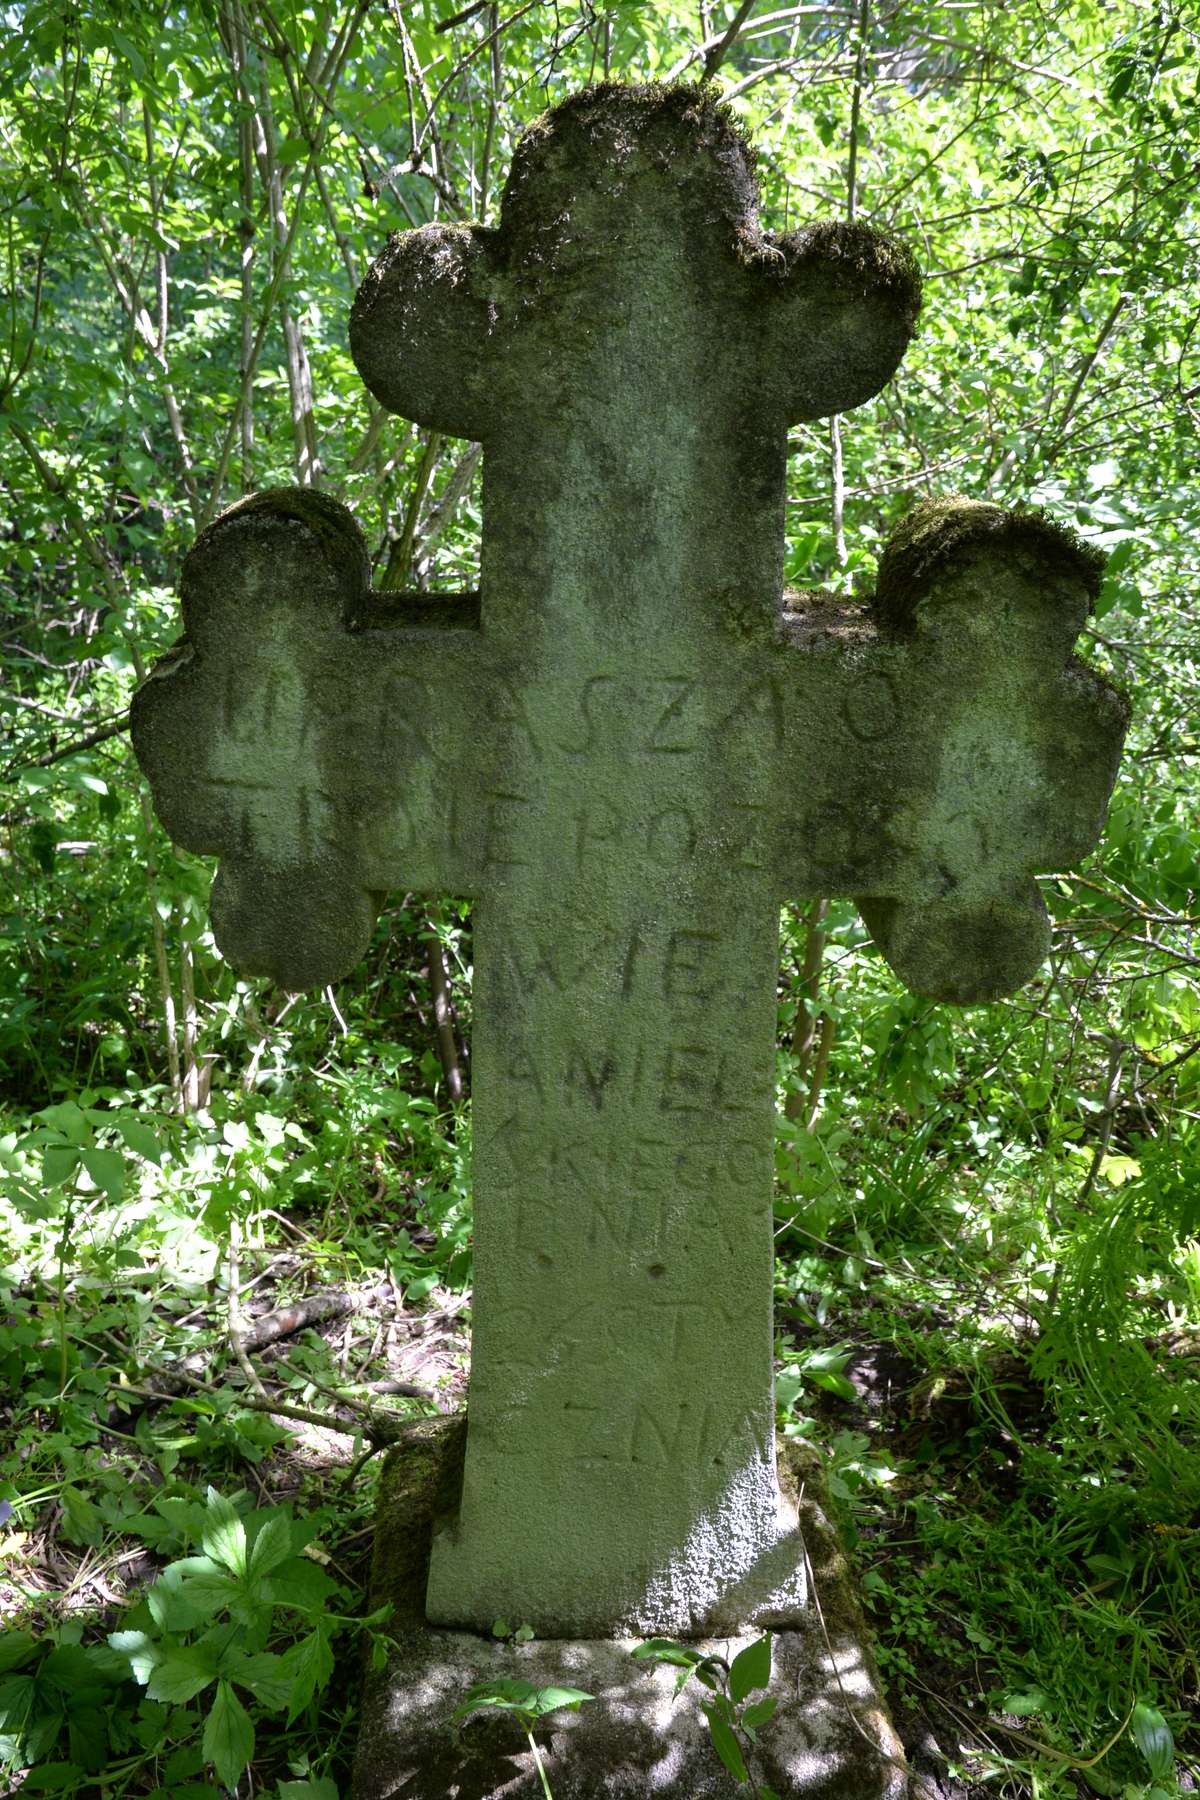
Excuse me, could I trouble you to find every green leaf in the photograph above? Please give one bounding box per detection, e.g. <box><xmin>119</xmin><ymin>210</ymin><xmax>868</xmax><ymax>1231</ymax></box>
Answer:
<box><xmin>117</xmin><ymin>1116</ymin><xmax>163</xmax><ymax>1164</ymax></box>
<box><xmin>278</xmin><ymin>1781</ymin><xmax>338</xmax><ymax>1799</ymax></box>
<box><xmin>283</xmin><ymin>1626</ymin><xmax>334</xmax><ymax>1723</ymax></box>
<box><xmin>263</xmin><ymin>1555</ymin><xmax>338</xmax><ymax>1610</ymax></box>
<box><xmin>701</xmin><ymin>1700</ymin><xmax>750</xmax><ymax>1783</ymax></box>
<box><xmin>632</xmin><ymin>1638</ymin><xmax>700</xmax><ymax>1668</ymax></box>
<box><xmin>1108</xmin><ymin>59</ymin><xmax>1136</xmax><ymax>101</ymax></box>
<box><xmin>61</xmin><ymin>1483</ymin><xmax>103</xmax><ymax>1546</ymax></box>
<box><xmin>233</xmin><ymin>1650</ymin><xmax>293</xmax><ymax>1712</ymax></box>
<box><xmin>1131</xmin><ymin>1703</ymin><xmax>1174</xmax><ymax>1782</ymax></box>
<box><xmin>202</xmin><ymin>1678</ymin><xmax>255</xmax><ymax>1789</ymax></box>
<box><xmin>40</xmin><ymin>1644</ymin><xmax>112</xmax><ymax>1692</ymax></box>
<box><xmin>729</xmin><ymin>1635</ymin><xmax>772</xmax><ymax>1703</ymax></box>
<box><xmin>1003</xmin><ymin>1689</ymin><xmax>1046</xmax><ymax>1717</ymax></box>
<box><xmin>66</xmin><ymin>1702</ymin><xmax>111</xmax><ymax>1770</ymax></box>
<box><xmin>201</xmin><ymin>1489</ymin><xmax>247</xmax><ymax>1576</ymax></box>
<box><xmin>0</xmin><ymin>1671</ymin><xmax>35</xmax><ymax>1731</ymax></box>
<box><xmin>248</xmin><ymin>1511</ymin><xmax>294</xmax><ymax>1578</ymax></box>
<box><xmin>42</xmin><ymin>1143</ymin><xmax>81</xmax><ymax>1188</ymax></box>
<box><xmin>810</xmin><ymin>1369</ymin><xmax>856</xmax><ymax>1400</ymax></box>
<box><xmin>162</xmin><ymin>1741</ymin><xmax>206</xmax><ymax>1783</ymax></box>
<box><xmin>447</xmin><ymin>1679</ymin><xmax>594</xmax><ymax>1725</ymax></box>
<box><xmin>740</xmin><ymin>1694</ymin><xmax>778</xmax><ymax>1729</ymax></box>
<box><xmin>35</xmin><ymin>1102</ymin><xmax>90</xmax><ymax>1145</ymax></box>
<box><xmin>80</xmin><ymin>1147</ymin><xmax>124</xmax><ymax>1201</ymax></box>
<box><xmin>0</xmin><ymin>1631</ymin><xmax>40</xmax><ymax>1674</ymax></box>
<box><xmin>107</xmin><ymin>1630</ymin><xmax>161</xmax><ymax>1685</ymax></box>
<box><xmin>19</xmin><ymin>1765</ymin><xmax>85</xmax><ymax>1792</ymax></box>
<box><xmin>158</xmin><ymin>1557</ymin><xmax>243</xmax><ymax>1621</ymax></box>
<box><xmin>450</xmin><ymin>1678</ymin><xmax>539</xmax><ymax>1722</ymax></box>
<box><xmin>525</xmin><ymin>1686</ymin><xmax>593</xmax><ymax>1719</ymax></box>
<box><xmin>146</xmin><ymin>1644</ymin><xmax>218</xmax><ymax>1704</ymax></box>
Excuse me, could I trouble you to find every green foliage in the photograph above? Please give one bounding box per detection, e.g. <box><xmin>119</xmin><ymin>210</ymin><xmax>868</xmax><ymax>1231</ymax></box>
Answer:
<box><xmin>632</xmin><ymin>1635</ymin><xmax>779</xmax><ymax>1795</ymax></box>
<box><xmin>451</xmin><ymin>1680</ymin><xmax>593</xmax><ymax>1800</ymax></box>
<box><xmin>0</xmin><ymin>1478</ymin><xmax>389</xmax><ymax>1793</ymax></box>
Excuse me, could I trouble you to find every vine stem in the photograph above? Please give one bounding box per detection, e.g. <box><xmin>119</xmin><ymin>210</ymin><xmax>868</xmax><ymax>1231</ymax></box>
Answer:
<box><xmin>525</xmin><ymin>1728</ymin><xmax>555</xmax><ymax>1800</ymax></box>
<box><xmin>57</xmin><ymin>1182</ymin><xmax>79</xmax><ymax>1395</ymax></box>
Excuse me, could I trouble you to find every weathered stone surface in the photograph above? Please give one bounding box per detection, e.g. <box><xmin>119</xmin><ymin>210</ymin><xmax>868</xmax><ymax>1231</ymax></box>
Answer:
<box><xmin>131</xmin><ymin>81</ymin><xmax>1129</xmax><ymax>1651</ymax></box>
<box><xmin>352</xmin><ymin>1422</ymin><xmax>906</xmax><ymax>1800</ymax></box>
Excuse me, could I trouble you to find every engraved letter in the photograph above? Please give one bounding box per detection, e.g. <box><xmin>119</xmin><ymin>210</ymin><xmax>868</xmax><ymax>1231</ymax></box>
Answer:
<box><xmin>647</xmin><ymin>677</ymin><xmax>700</xmax><ymax>753</ymax></box>
<box><xmin>663</xmin><ymin>929</ymin><xmax>721</xmax><ymax>1004</ymax></box>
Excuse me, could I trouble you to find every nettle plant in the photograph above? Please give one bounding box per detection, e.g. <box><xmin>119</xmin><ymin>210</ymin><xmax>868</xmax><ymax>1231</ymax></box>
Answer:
<box><xmin>0</xmin><ymin>1486</ymin><xmax>390</xmax><ymax>1795</ymax></box>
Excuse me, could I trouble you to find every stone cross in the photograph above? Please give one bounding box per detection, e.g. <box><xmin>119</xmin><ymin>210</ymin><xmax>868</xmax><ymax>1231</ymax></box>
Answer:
<box><xmin>132</xmin><ymin>85</ymin><xmax>1128</xmax><ymax>1639</ymax></box>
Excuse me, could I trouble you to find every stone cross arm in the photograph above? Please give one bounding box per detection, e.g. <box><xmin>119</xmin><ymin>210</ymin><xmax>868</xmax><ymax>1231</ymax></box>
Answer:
<box><xmin>349</xmin><ymin>84</ymin><xmax>921</xmax><ymax>449</ymax></box>
<box><xmin>130</xmin><ymin>487</ymin><xmax>1127</xmax><ymax>1006</ymax></box>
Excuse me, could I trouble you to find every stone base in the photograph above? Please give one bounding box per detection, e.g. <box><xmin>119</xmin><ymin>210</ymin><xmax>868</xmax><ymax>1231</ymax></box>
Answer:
<box><xmin>353</xmin><ymin>1626</ymin><xmax>906</xmax><ymax>1799</ymax></box>
<box><xmin>352</xmin><ymin>1420</ymin><xmax>906</xmax><ymax>1800</ymax></box>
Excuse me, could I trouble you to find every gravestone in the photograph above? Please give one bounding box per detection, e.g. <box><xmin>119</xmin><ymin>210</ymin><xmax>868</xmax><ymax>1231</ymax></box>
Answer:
<box><xmin>131</xmin><ymin>83</ymin><xmax>1129</xmax><ymax>1798</ymax></box>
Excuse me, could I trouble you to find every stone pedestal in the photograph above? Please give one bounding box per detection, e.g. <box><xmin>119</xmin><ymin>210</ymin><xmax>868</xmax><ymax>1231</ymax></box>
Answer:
<box><xmin>351</xmin><ymin>1420</ymin><xmax>906</xmax><ymax>1800</ymax></box>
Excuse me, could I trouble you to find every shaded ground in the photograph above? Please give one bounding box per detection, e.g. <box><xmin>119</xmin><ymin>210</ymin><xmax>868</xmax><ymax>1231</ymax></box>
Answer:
<box><xmin>5</xmin><ymin>1266</ymin><xmax>1194</xmax><ymax>1799</ymax></box>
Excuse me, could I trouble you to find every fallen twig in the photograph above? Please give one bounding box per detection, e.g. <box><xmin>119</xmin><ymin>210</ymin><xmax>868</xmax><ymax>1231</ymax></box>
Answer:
<box><xmin>105</xmin><ymin>1283</ymin><xmax>393</xmax><ymax>1422</ymax></box>
<box><xmin>115</xmin><ymin>1378</ymin><xmax>449</xmax><ymax>1448</ymax></box>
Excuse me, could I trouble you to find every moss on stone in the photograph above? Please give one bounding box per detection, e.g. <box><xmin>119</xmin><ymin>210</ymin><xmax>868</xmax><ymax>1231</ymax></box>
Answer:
<box><xmin>504</xmin><ymin>79</ymin><xmax>762</xmax><ymax>246</ymax></box>
<box><xmin>524</xmin><ymin>77</ymin><xmax>757</xmax><ymax>163</ymax></box>
<box><xmin>875</xmin><ymin>494</ymin><xmax>1107</xmax><ymax>629</ymax></box>
<box><xmin>210</xmin><ymin>486</ymin><xmax>370</xmax><ymax>578</ymax></box>
<box><xmin>368</xmin><ymin>1417</ymin><xmax>467</xmax><ymax>1635</ymax></box>
<box><xmin>744</xmin><ymin>218</ymin><xmax>922</xmax><ymax>332</ymax></box>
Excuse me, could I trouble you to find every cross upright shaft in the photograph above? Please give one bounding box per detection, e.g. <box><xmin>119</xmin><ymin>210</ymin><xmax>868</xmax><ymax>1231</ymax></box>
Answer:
<box><xmin>351</xmin><ymin>86</ymin><xmax>919</xmax><ymax>1635</ymax></box>
<box><xmin>131</xmin><ymin>84</ymin><xmax>1128</xmax><ymax>1641</ymax></box>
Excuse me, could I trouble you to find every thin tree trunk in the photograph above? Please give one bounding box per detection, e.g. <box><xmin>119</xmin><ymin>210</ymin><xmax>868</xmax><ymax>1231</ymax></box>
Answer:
<box><xmin>804</xmin><ymin>1013</ymin><xmax>837</xmax><ymax>1130</ymax></box>
<box><xmin>180</xmin><ymin>925</ymin><xmax>203</xmax><ymax>1113</ymax></box>
<box><xmin>830</xmin><ymin>413</ymin><xmax>847</xmax><ymax>579</ymax></box>
<box><xmin>228</xmin><ymin>1</ymin><xmax>257</xmax><ymax>492</ymax></box>
<box><xmin>429</xmin><ymin>935</ymin><xmax>464</xmax><ymax>1102</ymax></box>
<box><xmin>410</xmin><ymin>441</ymin><xmax>481</xmax><ymax>586</ymax></box>
<box><xmin>382</xmin><ymin>431</ymin><xmax>443</xmax><ymax>591</ymax></box>
<box><xmin>141</xmin><ymin>795</ymin><xmax>183</xmax><ymax>1113</ymax></box>
<box><xmin>785</xmin><ymin>897</ymin><xmax>829</xmax><ymax>1122</ymax></box>
<box><xmin>255</xmin><ymin>62</ymin><xmax>320</xmax><ymax>486</ymax></box>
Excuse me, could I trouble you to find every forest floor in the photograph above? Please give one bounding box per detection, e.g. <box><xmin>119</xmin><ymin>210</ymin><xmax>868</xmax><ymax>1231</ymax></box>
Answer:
<box><xmin>3</xmin><ymin>1119</ymin><xmax>1197</xmax><ymax>1798</ymax></box>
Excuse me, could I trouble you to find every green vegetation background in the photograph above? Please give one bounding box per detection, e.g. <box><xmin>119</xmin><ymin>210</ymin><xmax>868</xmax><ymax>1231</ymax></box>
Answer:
<box><xmin>1</xmin><ymin>1</ymin><xmax>1198</xmax><ymax>1795</ymax></box>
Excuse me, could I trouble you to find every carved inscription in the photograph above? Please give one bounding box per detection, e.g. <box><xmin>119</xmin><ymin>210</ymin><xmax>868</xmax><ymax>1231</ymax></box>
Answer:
<box><xmin>718</xmin><ymin>674</ymin><xmax>784</xmax><ymax>748</ymax></box>
<box><xmin>492</xmin><ymin>1034</ymin><xmax>759</xmax><ymax>1124</ymax></box>
<box><xmin>646</xmin><ymin>805</ymin><xmax>697</xmax><ymax>862</ymax></box>
<box><xmin>662</xmin><ymin>929</ymin><xmax>722</xmax><ymax>1003</ymax></box>
<box><xmin>552</xmin><ymin>674</ymin><xmax>707</xmax><ymax>757</ymax></box>
<box><xmin>480</xmin><ymin>1387</ymin><xmax>770</xmax><ymax>1468</ymax></box>
<box><xmin>484</xmin><ymin>791</ymin><xmax>532</xmax><ymax>866</ymax></box>
<box><xmin>662</xmin><ymin>1042</ymin><xmax>755</xmax><ymax>1114</ymax></box>
<box><xmin>221</xmin><ymin>664</ymin><xmax>315</xmax><ymax>752</ymax></box>
<box><xmin>483</xmin><ymin>1122</ymin><xmax>767</xmax><ymax>1255</ymax></box>
<box><xmin>376</xmin><ymin>669</ymin><xmax>439</xmax><ymax>760</ymax></box>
